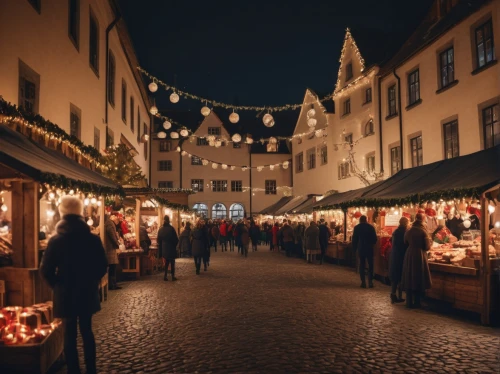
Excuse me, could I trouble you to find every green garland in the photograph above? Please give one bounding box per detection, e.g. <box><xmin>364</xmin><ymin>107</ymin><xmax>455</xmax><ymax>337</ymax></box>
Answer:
<box><xmin>314</xmin><ymin>187</ymin><xmax>484</xmax><ymax>211</ymax></box>
<box><xmin>151</xmin><ymin>195</ymin><xmax>192</xmax><ymax>212</ymax></box>
<box><xmin>0</xmin><ymin>97</ymin><xmax>102</xmax><ymax>162</ymax></box>
<box><xmin>124</xmin><ymin>187</ymin><xmax>195</xmax><ymax>195</ymax></box>
<box><xmin>40</xmin><ymin>173</ymin><xmax>124</xmax><ymax>196</ymax></box>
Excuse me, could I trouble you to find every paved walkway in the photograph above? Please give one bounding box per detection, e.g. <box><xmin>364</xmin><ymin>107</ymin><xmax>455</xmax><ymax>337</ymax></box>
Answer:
<box><xmin>55</xmin><ymin>247</ymin><xmax>499</xmax><ymax>373</ymax></box>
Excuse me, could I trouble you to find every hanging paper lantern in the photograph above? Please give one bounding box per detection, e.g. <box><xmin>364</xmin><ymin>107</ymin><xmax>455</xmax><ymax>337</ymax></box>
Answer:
<box><xmin>269</xmin><ymin>137</ymin><xmax>277</xmax><ymax>144</ymax></box>
<box><xmin>245</xmin><ymin>136</ymin><xmax>254</xmax><ymax>144</ymax></box>
<box><xmin>263</xmin><ymin>113</ymin><xmax>274</xmax><ymax>127</ymax></box>
<box><xmin>163</xmin><ymin>120</ymin><xmax>172</xmax><ymax>130</ymax></box>
<box><xmin>180</xmin><ymin>129</ymin><xmax>189</xmax><ymax>137</ymax></box>
<box><xmin>149</xmin><ymin>105</ymin><xmax>158</xmax><ymax>115</ymax></box>
<box><xmin>201</xmin><ymin>106</ymin><xmax>211</xmax><ymax>116</ymax></box>
<box><xmin>307</xmin><ymin>118</ymin><xmax>317</xmax><ymax>127</ymax></box>
<box><xmin>209</xmin><ymin>140</ymin><xmax>215</xmax><ymax>147</ymax></box>
<box><xmin>229</xmin><ymin>112</ymin><xmax>240</xmax><ymax>124</ymax></box>
<box><xmin>257</xmin><ymin>166</ymin><xmax>263</xmax><ymax>172</ymax></box>
<box><xmin>215</xmin><ymin>140</ymin><xmax>222</xmax><ymax>148</ymax></box>
<box><xmin>90</xmin><ymin>197</ymin><xmax>97</xmax><ymax>205</ymax></box>
<box><xmin>282</xmin><ymin>161</ymin><xmax>289</xmax><ymax>169</ymax></box>
<box><xmin>222</xmin><ymin>164</ymin><xmax>228</xmax><ymax>170</ymax></box>
<box><xmin>212</xmin><ymin>163</ymin><xmax>218</xmax><ymax>169</ymax></box>
<box><xmin>269</xmin><ymin>165</ymin><xmax>275</xmax><ymax>171</ymax></box>
<box><xmin>176</xmin><ymin>146</ymin><xmax>181</xmax><ymax>152</ymax></box>
<box><xmin>157</xmin><ymin>131</ymin><xmax>167</xmax><ymax>139</ymax></box>
<box><xmin>207</xmin><ymin>135</ymin><xmax>216</xmax><ymax>142</ymax></box>
<box><xmin>315</xmin><ymin>129</ymin><xmax>323</xmax><ymax>138</ymax></box>
<box><xmin>202</xmin><ymin>159</ymin><xmax>209</xmax><ymax>166</ymax></box>
<box><xmin>307</xmin><ymin>108</ymin><xmax>316</xmax><ymax>118</ymax></box>
<box><xmin>170</xmin><ymin>132</ymin><xmax>179</xmax><ymax>139</ymax></box>
<box><xmin>230</xmin><ymin>166</ymin><xmax>236</xmax><ymax>171</ymax></box>
<box><xmin>148</xmin><ymin>82</ymin><xmax>158</xmax><ymax>93</ymax></box>
<box><xmin>181</xmin><ymin>151</ymin><xmax>187</xmax><ymax>156</ymax></box>
<box><xmin>170</xmin><ymin>92</ymin><xmax>180</xmax><ymax>103</ymax></box>
<box><xmin>242</xmin><ymin>167</ymin><xmax>247</xmax><ymax>171</ymax></box>
<box><xmin>232</xmin><ymin>133</ymin><xmax>242</xmax><ymax>143</ymax></box>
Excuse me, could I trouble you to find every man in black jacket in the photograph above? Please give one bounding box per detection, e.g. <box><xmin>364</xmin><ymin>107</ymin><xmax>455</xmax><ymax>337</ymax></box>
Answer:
<box><xmin>41</xmin><ymin>196</ymin><xmax>108</xmax><ymax>374</ymax></box>
<box><xmin>318</xmin><ymin>219</ymin><xmax>331</xmax><ymax>264</ymax></box>
<box><xmin>158</xmin><ymin>215</ymin><xmax>179</xmax><ymax>281</ymax></box>
<box><xmin>352</xmin><ymin>215</ymin><xmax>377</xmax><ymax>288</ymax></box>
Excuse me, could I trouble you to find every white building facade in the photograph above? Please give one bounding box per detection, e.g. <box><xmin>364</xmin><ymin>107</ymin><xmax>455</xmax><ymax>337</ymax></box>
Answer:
<box><xmin>0</xmin><ymin>0</ymin><xmax>151</xmax><ymax>180</ymax></box>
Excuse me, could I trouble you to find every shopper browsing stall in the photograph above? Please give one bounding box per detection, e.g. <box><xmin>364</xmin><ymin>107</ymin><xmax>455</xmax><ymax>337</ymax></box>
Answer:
<box><xmin>352</xmin><ymin>216</ymin><xmax>377</xmax><ymax>288</ymax></box>
<box><xmin>158</xmin><ymin>215</ymin><xmax>179</xmax><ymax>281</ymax></box>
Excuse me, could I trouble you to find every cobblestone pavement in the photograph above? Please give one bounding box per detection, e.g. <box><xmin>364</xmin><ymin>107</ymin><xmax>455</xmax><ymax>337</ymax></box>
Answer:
<box><xmin>55</xmin><ymin>247</ymin><xmax>500</xmax><ymax>374</ymax></box>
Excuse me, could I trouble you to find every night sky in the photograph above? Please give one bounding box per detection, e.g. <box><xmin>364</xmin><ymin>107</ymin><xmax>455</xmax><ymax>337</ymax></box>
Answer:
<box><xmin>119</xmin><ymin>0</ymin><xmax>433</xmax><ymax>137</ymax></box>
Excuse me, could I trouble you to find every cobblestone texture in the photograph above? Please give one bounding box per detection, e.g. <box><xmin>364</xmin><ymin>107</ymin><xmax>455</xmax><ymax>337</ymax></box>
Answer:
<box><xmin>54</xmin><ymin>247</ymin><xmax>500</xmax><ymax>373</ymax></box>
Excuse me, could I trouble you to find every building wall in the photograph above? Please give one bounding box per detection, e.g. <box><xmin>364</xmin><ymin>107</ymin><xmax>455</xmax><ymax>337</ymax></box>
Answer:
<box><xmin>0</xmin><ymin>0</ymin><xmax>150</xmax><ymax>179</ymax></box>
<box><xmin>380</xmin><ymin>1</ymin><xmax>500</xmax><ymax>173</ymax></box>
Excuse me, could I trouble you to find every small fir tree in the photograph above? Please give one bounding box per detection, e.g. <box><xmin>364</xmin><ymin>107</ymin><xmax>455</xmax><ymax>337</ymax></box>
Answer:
<box><xmin>102</xmin><ymin>144</ymin><xmax>146</xmax><ymax>186</ymax></box>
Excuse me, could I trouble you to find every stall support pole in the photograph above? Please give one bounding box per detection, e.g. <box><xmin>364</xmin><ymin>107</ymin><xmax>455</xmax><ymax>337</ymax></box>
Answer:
<box><xmin>99</xmin><ymin>195</ymin><xmax>105</xmax><ymax>244</ymax></box>
<box><xmin>480</xmin><ymin>194</ymin><xmax>491</xmax><ymax>325</ymax></box>
<box><xmin>135</xmin><ymin>198</ymin><xmax>141</xmax><ymax>245</ymax></box>
<box><xmin>343</xmin><ymin>209</ymin><xmax>348</xmax><ymax>240</ymax></box>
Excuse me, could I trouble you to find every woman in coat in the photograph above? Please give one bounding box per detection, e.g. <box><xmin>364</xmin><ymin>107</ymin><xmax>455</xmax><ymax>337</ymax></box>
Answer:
<box><xmin>177</xmin><ymin>222</ymin><xmax>192</xmax><ymax>258</ymax></box>
<box><xmin>157</xmin><ymin>215</ymin><xmax>179</xmax><ymax>281</ymax></box>
<box><xmin>104</xmin><ymin>214</ymin><xmax>121</xmax><ymax>290</ymax></box>
<box><xmin>239</xmin><ymin>221</ymin><xmax>250</xmax><ymax>257</ymax></box>
<box><xmin>249</xmin><ymin>221</ymin><xmax>260</xmax><ymax>252</ymax></box>
<box><xmin>389</xmin><ymin>217</ymin><xmax>409</xmax><ymax>304</ymax></box>
<box><xmin>304</xmin><ymin>221</ymin><xmax>321</xmax><ymax>263</ymax></box>
<box><xmin>271</xmin><ymin>222</ymin><xmax>280</xmax><ymax>252</ymax></box>
<box><xmin>401</xmin><ymin>213</ymin><xmax>432</xmax><ymax>308</ymax></box>
<box><xmin>191</xmin><ymin>220</ymin><xmax>207</xmax><ymax>274</ymax></box>
<box><xmin>41</xmin><ymin>196</ymin><xmax>108</xmax><ymax>374</ymax></box>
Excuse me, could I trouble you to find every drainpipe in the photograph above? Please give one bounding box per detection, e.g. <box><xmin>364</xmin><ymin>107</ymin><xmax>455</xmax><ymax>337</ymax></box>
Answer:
<box><xmin>104</xmin><ymin>12</ymin><xmax>121</xmax><ymax>126</ymax></box>
<box><xmin>377</xmin><ymin>77</ymin><xmax>384</xmax><ymax>174</ymax></box>
<box><xmin>249</xmin><ymin>145</ymin><xmax>252</xmax><ymax>218</ymax></box>
<box><xmin>393</xmin><ymin>68</ymin><xmax>404</xmax><ymax>169</ymax></box>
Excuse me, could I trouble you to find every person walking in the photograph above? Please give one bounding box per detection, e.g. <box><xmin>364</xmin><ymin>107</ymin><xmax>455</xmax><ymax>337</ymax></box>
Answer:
<box><xmin>104</xmin><ymin>214</ymin><xmax>121</xmax><ymax>290</ymax></box>
<box><xmin>318</xmin><ymin>219</ymin><xmax>331</xmax><ymax>265</ymax></box>
<box><xmin>304</xmin><ymin>221</ymin><xmax>320</xmax><ymax>263</ymax></box>
<box><xmin>41</xmin><ymin>196</ymin><xmax>107</xmax><ymax>374</ymax></box>
<box><xmin>389</xmin><ymin>217</ymin><xmax>409</xmax><ymax>304</ymax></box>
<box><xmin>281</xmin><ymin>221</ymin><xmax>295</xmax><ymax>257</ymax></box>
<box><xmin>352</xmin><ymin>215</ymin><xmax>378</xmax><ymax>288</ymax></box>
<box><xmin>294</xmin><ymin>221</ymin><xmax>305</xmax><ymax>258</ymax></box>
<box><xmin>227</xmin><ymin>220</ymin><xmax>235</xmax><ymax>252</ymax></box>
<box><xmin>139</xmin><ymin>221</ymin><xmax>152</xmax><ymax>255</ymax></box>
<box><xmin>249</xmin><ymin>221</ymin><xmax>260</xmax><ymax>252</ymax></box>
<box><xmin>158</xmin><ymin>215</ymin><xmax>179</xmax><ymax>281</ymax></box>
<box><xmin>234</xmin><ymin>220</ymin><xmax>243</xmax><ymax>253</ymax></box>
<box><xmin>211</xmin><ymin>222</ymin><xmax>220</xmax><ymax>252</ymax></box>
<box><xmin>219</xmin><ymin>220</ymin><xmax>228</xmax><ymax>252</ymax></box>
<box><xmin>239</xmin><ymin>221</ymin><xmax>250</xmax><ymax>257</ymax></box>
<box><xmin>401</xmin><ymin>213</ymin><xmax>432</xmax><ymax>308</ymax></box>
<box><xmin>177</xmin><ymin>221</ymin><xmax>192</xmax><ymax>258</ymax></box>
<box><xmin>191</xmin><ymin>221</ymin><xmax>207</xmax><ymax>274</ymax></box>
<box><xmin>271</xmin><ymin>222</ymin><xmax>280</xmax><ymax>252</ymax></box>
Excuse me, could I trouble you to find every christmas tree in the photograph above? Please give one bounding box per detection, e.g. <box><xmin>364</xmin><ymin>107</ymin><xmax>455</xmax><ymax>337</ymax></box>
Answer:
<box><xmin>102</xmin><ymin>144</ymin><xmax>146</xmax><ymax>186</ymax></box>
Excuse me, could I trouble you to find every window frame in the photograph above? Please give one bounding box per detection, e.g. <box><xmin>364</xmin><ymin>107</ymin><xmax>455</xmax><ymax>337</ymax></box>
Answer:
<box><xmin>106</xmin><ymin>128</ymin><xmax>114</xmax><ymax>148</ymax></box>
<box><xmin>18</xmin><ymin>60</ymin><xmax>40</xmax><ymax>114</ymax></box>
<box><xmin>121</xmin><ymin>79</ymin><xmax>127</xmax><ymax>123</ymax></box>
<box><xmin>211</xmin><ymin>180</ymin><xmax>228</xmax><ymax>192</ymax></box>
<box><xmin>475</xmin><ymin>19</ymin><xmax>495</xmax><ymax>69</ymax></box>
<box><xmin>295</xmin><ymin>152</ymin><xmax>304</xmax><ymax>173</ymax></box>
<box><xmin>143</xmin><ymin>123</ymin><xmax>148</xmax><ymax>160</ymax></box>
<box><xmin>191</xmin><ymin>179</ymin><xmax>204</xmax><ymax>192</ymax></box>
<box><xmin>364</xmin><ymin>120</ymin><xmax>374</xmax><ymax>136</ymax></box>
<box><xmin>390</xmin><ymin>146</ymin><xmax>401</xmax><ymax>175</ymax></box>
<box><xmin>207</xmin><ymin>127</ymin><xmax>221</xmax><ymax>136</ymax></box>
<box><xmin>338</xmin><ymin>161</ymin><xmax>351</xmax><ymax>180</ymax></box>
<box><xmin>158</xmin><ymin>160</ymin><xmax>173</xmax><ymax>171</ymax></box>
<box><xmin>482</xmin><ymin>103</ymin><xmax>499</xmax><ymax>149</ymax></box>
<box><xmin>191</xmin><ymin>156</ymin><xmax>203</xmax><ymax>165</ymax></box>
<box><xmin>365</xmin><ymin>87</ymin><xmax>372</xmax><ymax>104</ymax></box>
<box><xmin>306</xmin><ymin>147</ymin><xmax>316</xmax><ymax>170</ymax></box>
<box><xmin>69</xmin><ymin>103</ymin><xmax>81</xmax><ymax>139</ymax></box>
<box><xmin>211</xmin><ymin>203</ymin><xmax>227</xmax><ymax>219</ymax></box>
<box><xmin>197</xmin><ymin>137</ymin><xmax>208</xmax><ymax>146</ymax></box>
<box><xmin>233</xmin><ymin>142</ymin><xmax>241</xmax><ymax>149</ymax></box>
<box><xmin>137</xmin><ymin>107</ymin><xmax>141</xmax><ymax>143</ymax></box>
<box><xmin>443</xmin><ymin>120</ymin><xmax>459</xmax><ymax>159</ymax></box>
<box><xmin>130</xmin><ymin>97</ymin><xmax>134</xmax><ymax>133</ymax></box>
<box><xmin>439</xmin><ymin>46</ymin><xmax>455</xmax><ymax>88</ymax></box>
<box><xmin>193</xmin><ymin>203</ymin><xmax>208</xmax><ymax>218</ymax></box>
<box><xmin>94</xmin><ymin>126</ymin><xmax>100</xmax><ymax>150</ymax></box>
<box><xmin>88</xmin><ymin>7</ymin><xmax>99</xmax><ymax>76</ymax></box>
<box><xmin>320</xmin><ymin>145</ymin><xmax>328</xmax><ymax>166</ymax></box>
<box><xmin>158</xmin><ymin>181</ymin><xmax>174</xmax><ymax>189</ymax></box>
<box><xmin>365</xmin><ymin>154</ymin><xmax>375</xmax><ymax>173</ymax></box>
<box><xmin>388</xmin><ymin>85</ymin><xmax>397</xmax><ymax>117</ymax></box>
<box><xmin>343</xmin><ymin>98</ymin><xmax>351</xmax><ymax>116</ymax></box>
<box><xmin>408</xmin><ymin>69</ymin><xmax>420</xmax><ymax>106</ymax></box>
<box><xmin>159</xmin><ymin>140</ymin><xmax>172</xmax><ymax>152</ymax></box>
<box><xmin>68</xmin><ymin>0</ymin><xmax>80</xmax><ymax>50</ymax></box>
<box><xmin>107</xmin><ymin>50</ymin><xmax>116</xmax><ymax>106</ymax></box>
<box><xmin>265</xmin><ymin>180</ymin><xmax>277</xmax><ymax>195</ymax></box>
<box><xmin>345</xmin><ymin>62</ymin><xmax>353</xmax><ymax>81</ymax></box>
<box><xmin>410</xmin><ymin>135</ymin><xmax>423</xmax><ymax>167</ymax></box>
<box><xmin>231</xmin><ymin>180</ymin><xmax>243</xmax><ymax>192</ymax></box>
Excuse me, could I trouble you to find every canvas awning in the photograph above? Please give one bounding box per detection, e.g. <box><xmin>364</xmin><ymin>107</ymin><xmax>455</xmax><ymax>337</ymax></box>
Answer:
<box><xmin>314</xmin><ymin>182</ymin><xmax>383</xmax><ymax>210</ymax></box>
<box><xmin>0</xmin><ymin>124</ymin><xmax>119</xmax><ymax>191</ymax></box>
<box><xmin>275</xmin><ymin>195</ymin><xmax>312</xmax><ymax>216</ymax></box>
<box><xmin>285</xmin><ymin>195</ymin><xmax>321</xmax><ymax>214</ymax></box>
<box><xmin>259</xmin><ymin>196</ymin><xmax>293</xmax><ymax>215</ymax></box>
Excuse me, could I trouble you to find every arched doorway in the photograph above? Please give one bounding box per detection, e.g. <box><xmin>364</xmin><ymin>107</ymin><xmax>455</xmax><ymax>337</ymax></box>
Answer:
<box><xmin>229</xmin><ymin>203</ymin><xmax>245</xmax><ymax>222</ymax></box>
<box><xmin>211</xmin><ymin>203</ymin><xmax>227</xmax><ymax>219</ymax></box>
<box><xmin>193</xmin><ymin>203</ymin><xmax>208</xmax><ymax>218</ymax></box>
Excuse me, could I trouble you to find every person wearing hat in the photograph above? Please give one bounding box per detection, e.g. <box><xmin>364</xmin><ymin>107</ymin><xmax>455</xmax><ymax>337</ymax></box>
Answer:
<box><xmin>157</xmin><ymin>215</ymin><xmax>179</xmax><ymax>281</ymax></box>
<box><xmin>41</xmin><ymin>195</ymin><xmax>108</xmax><ymax>374</ymax></box>
<box><xmin>105</xmin><ymin>214</ymin><xmax>121</xmax><ymax>290</ymax></box>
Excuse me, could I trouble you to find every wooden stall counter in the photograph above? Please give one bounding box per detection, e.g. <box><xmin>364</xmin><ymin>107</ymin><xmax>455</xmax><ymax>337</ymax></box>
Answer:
<box><xmin>117</xmin><ymin>250</ymin><xmax>143</xmax><ymax>280</ymax></box>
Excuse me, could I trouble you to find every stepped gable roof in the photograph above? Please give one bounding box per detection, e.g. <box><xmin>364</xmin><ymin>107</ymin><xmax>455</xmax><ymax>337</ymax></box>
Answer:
<box><xmin>379</xmin><ymin>0</ymin><xmax>491</xmax><ymax>77</ymax></box>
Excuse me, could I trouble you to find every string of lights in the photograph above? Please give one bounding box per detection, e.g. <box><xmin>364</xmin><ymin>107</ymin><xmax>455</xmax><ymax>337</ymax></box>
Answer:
<box><xmin>334</xmin><ymin>28</ymin><xmax>366</xmax><ymax>94</ymax></box>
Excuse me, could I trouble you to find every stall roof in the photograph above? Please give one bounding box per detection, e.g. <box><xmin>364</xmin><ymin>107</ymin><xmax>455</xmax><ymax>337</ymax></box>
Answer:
<box><xmin>293</xmin><ymin>195</ymin><xmax>322</xmax><ymax>214</ymax></box>
<box><xmin>0</xmin><ymin>124</ymin><xmax>118</xmax><ymax>190</ymax></box>
<box><xmin>314</xmin><ymin>182</ymin><xmax>383</xmax><ymax>210</ymax></box>
<box><xmin>259</xmin><ymin>196</ymin><xmax>293</xmax><ymax>215</ymax></box>
<box><xmin>275</xmin><ymin>195</ymin><xmax>312</xmax><ymax>216</ymax></box>
<box><xmin>362</xmin><ymin>145</ymin><xmax>500</xmax><ymax>200</ymax></box>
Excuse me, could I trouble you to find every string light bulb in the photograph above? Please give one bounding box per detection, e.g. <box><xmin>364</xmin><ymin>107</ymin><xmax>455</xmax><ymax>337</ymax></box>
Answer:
<box><xmin>87</xmin><ymin>219</ymin><xmax>94</xmax><ymax>226</ymax></box>
<box><xmin>307</xmin><ymin>108</ymin><xmax>316</xmax><ymax>118</ymax></box>
<box><xmin>222</xmin><ymin>164</ymin><xmax>228</xmax><ymax>170</ymax></box>
<box><xmin>215</xmin><ymin>140</ymin><xmax>222</xmax><ymax>148</ymax></box>
<box><xmin>163</xmin><ymin>120</ymin><xmax>172</xmax><ymax>130</ymax></box>
<box><xmin>157</xmin><ymin>131</ymin><xmax>167</xmax><ymax>139</ymax></box>
<box><xmin>269</xmin><ymin>165</ymin><xmax>275</xmax><ymax>170</ymax></box>
<box><xmin>232</xmin><ymin>133</ymin><xmax>242</xmax><ymax>143</ymax></box>
<box><xmin>149</xmin><ymin>105</ymin><xmax>158</xmax><ymax>115</ymax></box>
<box><xmin>170</xmin><ymin>132</ymin><xmax>179</xmax><ymax>139</ymax></box>
<box><xmin>148</xmin><ymin>81</ymin><xmax>158</xmax><ymax>93</ymax></box>
<box><xmin>90</xmin><ymin>197</ymin><xmax>97</xmax><ymax>205</ymax></box>
<box><xmin>488</xmin><ymin>204</ymin><xmax>496</xmax><ymax>214</ymax></box>
<box><xmin>180</xmin><ymin>129</ymin><xmax>189</xmax><ymax>137</ymax></box>
<box><xmin>282</xmin><ymin>161</ymin><xmax>289</xmax><ymax>169</ymax></box>
<box><xmin>170</xmin><ymin>92</ymin><xmax>180</xmax><ymax>103</ymax></box>
<box><xmin>202</xmin><ymin>159</ymin><xmax>209</xmax><ymax>166</ymax></box>
<box><xmin>0</xmin><ymin>204</ymin><xmax>7</xmax><ymax>212</ymax></box>
<box><xmin>307</xmin><ymin>118</ymin><xmax>317</xmax><ymax>127</ymax></box>
<box><xmin>245</xmin><ymin>135</ymin><xmax>254</xmax><ymax>144</ymax></box>
<box><xmin>229</xmin><ymin>111</ymin><xmax>240</xmax><ymax>124</ymax></box>
<box><xmin>201</xmin><ymin>105</ymin><xmax>211</xmax><ymax>117</ymax></box>
<box><xmin>315</xmin><ymin>129</ymin><xmax>323</xmax><ymax>138</ymax></box>
<box><xmin>230</xmin><ymin>166</ymin><xmax>236</xmax><ymax>171</ymax></box>
<box><xmin>263</xmin><ymin>113</ymin><xmax>274</xmax><ymax>127</ymax></box>
<box><xmin>212</xmin><ymin>163</ymin><xmax>218</xmax><ymax>169</ymax></box>
<box><xmin>181</xmin><ymin>151</ymin><xmax>187</xmax><ymax>156</ymax></box>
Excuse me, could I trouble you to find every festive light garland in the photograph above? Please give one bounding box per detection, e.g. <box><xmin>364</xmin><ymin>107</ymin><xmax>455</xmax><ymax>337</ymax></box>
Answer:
<box><xmin>334</xmin><ymin>28</ymin><xmax>366</xmax><ymax>94</ymax></box>
<box><xmin>39</xmin><ymin>173</ymin><xmax>124</xmax><ymax>196</ymax></box>
<box><xmin>138</xmin><ymin>67</ymin><xmax>334</xmax><ymax>113</ymax></box>
<box><xmin>150</xmin><ymin>195</ymin><xmax>193</xmax><ymax>212</ymax></box>
<box><xmin>123</xmin><ymin>187</ymin><xmax>196</xmax><ymax>195</ymax></box>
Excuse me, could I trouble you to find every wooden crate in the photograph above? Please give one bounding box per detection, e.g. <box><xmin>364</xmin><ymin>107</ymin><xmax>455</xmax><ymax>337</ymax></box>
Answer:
<box><xmin>0</xmin><ymin>324</ymin><xmax>63</xmax><ymax>374</ymax></box>
<box><xmin>0</xmin><ymin>267</ymin><xmax>52</xmax><ymax>307</ymax></box>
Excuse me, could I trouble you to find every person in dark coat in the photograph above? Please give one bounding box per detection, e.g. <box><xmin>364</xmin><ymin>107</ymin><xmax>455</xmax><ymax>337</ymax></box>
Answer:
<box><xmin>157</xmin><ymin>215</ymin><xmax>179</xmax><ymax>281</ymax></box>
<box><xmin>177</xmin><ymin>222</ymin><xmax>192</xmax><ymax>258</ymax></box>
<box><xmin>240</xmin><ymin>221</ymin><xmax>250</xmax><ymax>257</ymax></box>
<box><xmin>191</xmin><ymin>221</ymin><xmax>207</xmax><ymax>274</ymax></box>
<box><xmin>227</xmin><ymin>221</ymin><xmax>235</xmax><ymax>252</ymax></box>
<box><xmin>352</xmin><ymin>215</ymin><xmax>378</xmax><ymax>288</ymax></box>
<box><xmin>249</xmin><ymin>221</ymin><xmax>260</xmax><ymax>252</ymax></box>
<box><xmin>389</xmin><ymin>217</ymin><xmax>409</xmax><ymax>303</ymax></box>
<box><xmin>139</xmin><ymin>222</ymin><xmax>152</xmax><ymax>255</ymax></box>
<box><xmin>281</xmin><ymin>221</ymin><xmax>295</xmax><ymax>257</ymax></box>
<box><xmin>304</xmin><ymin>221</ymin><xmax>320</xmax><ymax>262</ymax></box>
<box><xmin>104</xmin><ymin>214</ymin><xmax>121</xmax><ymax>290</ymax></box>
<box><xmin>211</xmin><ymin>223</ymin><xmax>220</xmax><ymax>252</ymax></box>
<box><xmin>41</xmin><ymin>196</ymin><xmax>107</xmax><ymax>374</ymax></box>
<box><xmin>401</xmin><ymin>213</ymin><xmax>432</xmax><ymax>308</ymax></box>
<box><xmin>318</xmin><ymin>219</ymin><xmax>331</xmax><ymax>264</ymax></box>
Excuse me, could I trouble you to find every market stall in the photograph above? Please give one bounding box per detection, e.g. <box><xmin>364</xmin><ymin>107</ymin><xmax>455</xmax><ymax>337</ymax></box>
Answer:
<box><xmin>258</xmin><ymin>196</ymin><xmax>293</xmax><ymax>222</ymax></box>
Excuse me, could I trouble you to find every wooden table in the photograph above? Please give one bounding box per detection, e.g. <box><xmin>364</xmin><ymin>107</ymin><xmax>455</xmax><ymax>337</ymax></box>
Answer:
<box><xmin>118</xmin><ymin>250</ymin><xmax>142</xmax><ymax>280</ymax></box>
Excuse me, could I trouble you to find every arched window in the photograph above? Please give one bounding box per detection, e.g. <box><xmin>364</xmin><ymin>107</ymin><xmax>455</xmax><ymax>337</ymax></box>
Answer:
<box><xmin>211</xmin><ymin>203</ymin><xmax>227</xmax><ymax>219</ymax></box>
<box><xmin>229</xmin><ymin>203</ymin><xmax>245</xmax><ymax>221</ymax></box>
<box><xmin>364</xmin><ymin>120</ymin><xmax>374</xmax><ymax>136</ymax></box>
<box><xmin>193</xmin><ymin>203</ymin><xmax>208</xmax><ymax>218</ymax></box>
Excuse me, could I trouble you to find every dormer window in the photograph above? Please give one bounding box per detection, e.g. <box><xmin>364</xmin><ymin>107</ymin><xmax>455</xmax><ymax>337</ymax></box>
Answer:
<box><xmin>345</xmin><ymin>62</ymin><xmax>353</xmax><ymax>81</ymax></box>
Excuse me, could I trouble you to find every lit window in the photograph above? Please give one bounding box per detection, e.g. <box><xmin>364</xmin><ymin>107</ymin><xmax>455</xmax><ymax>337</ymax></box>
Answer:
<box><xmin>443</xmin><ymin>120</ymin><xmax>459</xmax><ymax>158</ymax></box>
<box><xmin>265</xmin><ymin>180</ymin><xmax>277</xmax><ymax>195</ymax></box>
<box><xmin>211</xmin><ymin>180</ymin><xmax>228</xmax><ymax>192</ymax></box>
<box><xmin>191</xmin><ymin>179</ymin><xmax>204</xmax><ymax>192</ymax></box>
